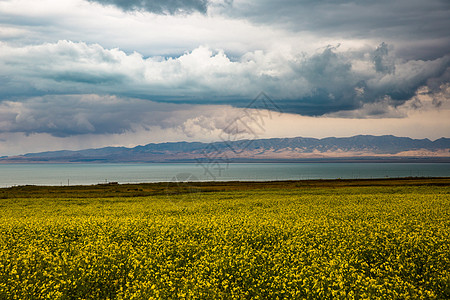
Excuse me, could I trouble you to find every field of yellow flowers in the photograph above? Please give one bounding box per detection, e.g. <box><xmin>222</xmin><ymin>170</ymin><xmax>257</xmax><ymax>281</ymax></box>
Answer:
<box><xmin>0</xmin><ymin>180</ymin><xmax>449</xmax><ymax>299</ymax></box>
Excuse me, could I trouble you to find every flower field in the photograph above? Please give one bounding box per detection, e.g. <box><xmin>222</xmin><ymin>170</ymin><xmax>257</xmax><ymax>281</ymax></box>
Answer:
<box><xmin>0</xmin><ymin>180</ymin><xmax>449</xmax><ymax>299</ymax></box>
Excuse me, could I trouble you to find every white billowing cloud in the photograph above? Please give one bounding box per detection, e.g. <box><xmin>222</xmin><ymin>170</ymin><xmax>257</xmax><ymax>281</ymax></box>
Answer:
<box><xmin>0</xmin><ymin>40</ymin><xmax>448</xmax><ymax>117</ymax></box>
<box><xmin>0</xmin><ymin>41</ymin><xmax>263</xmax><ymax>97</ymax></box>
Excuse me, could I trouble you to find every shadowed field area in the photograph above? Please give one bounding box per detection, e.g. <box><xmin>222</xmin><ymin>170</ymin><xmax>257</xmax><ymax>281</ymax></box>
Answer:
<box><xmin>1</xmin><ymin>177</ymin><xmax>449</xmax><ymax>199</ymax></box>
<box><xmin>0</xmin><ymin>178</ymin><xmax>449</xmax><ymax>299</ymax></box>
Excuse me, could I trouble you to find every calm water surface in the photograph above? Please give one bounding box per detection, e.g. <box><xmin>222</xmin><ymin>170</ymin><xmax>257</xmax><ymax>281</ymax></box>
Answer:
<box><xmin>0</xmin><ymin>163</ymin><xmax>449</xmax><ymax>187</ymax></box>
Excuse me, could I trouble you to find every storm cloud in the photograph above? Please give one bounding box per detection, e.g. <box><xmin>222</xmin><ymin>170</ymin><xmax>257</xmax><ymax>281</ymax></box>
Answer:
<box><xmin>0</xmin><ymin>0</ymin><xmax>448</xmax><ymax>154</ymax></box>
<box><xmin>0</xmin><ymin>94</ymin><xmax>256</xmax><ymax>138</ymax></box>
<box><xmin>87</xmin><ymin>0</ymin><xmax>209</xmax><ymax>14</ymax></box>
<box><xmin>0</xmin><ymin>40</ymin><xmax>448</xmax><ymax>117</ymax></box>
<box><xmin>221</xmin><ymin>0</ymin><xmax>450</xmax><ymax>60</ymax></box>
<box><xmin>0</xmin><ymin>95</ymin><xmax>156</xmax><ymax>136</ymax></box>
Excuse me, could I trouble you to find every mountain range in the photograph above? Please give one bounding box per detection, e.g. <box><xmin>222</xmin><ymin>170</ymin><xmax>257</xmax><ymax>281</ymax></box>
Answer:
<box><xmin>1</xmin><ymin>135</ymin><xmax>450</xmax><ymax>163</ymax></box>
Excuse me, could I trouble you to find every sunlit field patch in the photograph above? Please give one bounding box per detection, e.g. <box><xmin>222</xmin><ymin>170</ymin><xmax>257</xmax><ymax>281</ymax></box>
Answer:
<box><xmin>0</xmin><ymin>179</ymin><xmax>449</xmax><ymax>299</ymax></box>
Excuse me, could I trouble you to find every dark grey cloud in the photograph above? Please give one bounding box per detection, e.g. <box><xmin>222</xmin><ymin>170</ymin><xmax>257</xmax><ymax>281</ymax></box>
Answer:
<box><xmin>0</xmin><ymin>95</ymin><xmax>196</xmax><ymax>137</ymax></box>
<box><xmin>0</xmin><ymin>95</ymin><xmax>141</xmax><ymax>137</ymax></box>
<box><xmin>0</xmin><ymin>94</ymin><xmax>254</xmax><ymax>140</ymax></box>
<box><xmin>373</xmin><ymin>42</ymin><xmax>395</xmax><ymax>75</ymax></box>
<box><xmin>223</xmin><ymin>0</ymin><xmax>450</xmax><ymax>60</ymax></box>
<box><xmin>87</xmin><ymin>0</ymin><xmax>209</xmax><ymax>14</ymax></box>
<box><xmin>264</xmin><ymin>45</ymin><xmax>449</xmax><ymax>115</ymax></box>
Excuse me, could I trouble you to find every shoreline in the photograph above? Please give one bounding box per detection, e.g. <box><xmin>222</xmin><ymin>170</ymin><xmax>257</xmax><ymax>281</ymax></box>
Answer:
<box><xmin>2</xmin><ymin>177</ymin><xmax>449</xmax><ymax>199</ymax></box>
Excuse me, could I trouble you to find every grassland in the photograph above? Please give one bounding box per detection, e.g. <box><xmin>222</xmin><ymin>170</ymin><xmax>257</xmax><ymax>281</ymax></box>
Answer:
<box><xmin>0</xmin><ymin>178</ymin><xmax>449</xmax><ymax>299</ymax></box>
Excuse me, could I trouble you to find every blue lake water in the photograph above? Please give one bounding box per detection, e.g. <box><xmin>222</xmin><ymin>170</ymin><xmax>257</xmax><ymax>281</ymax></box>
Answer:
<box><xmin>0</xmin><ymin>163</ymin><xmax>449</xmax><ymax>187</ymax></box>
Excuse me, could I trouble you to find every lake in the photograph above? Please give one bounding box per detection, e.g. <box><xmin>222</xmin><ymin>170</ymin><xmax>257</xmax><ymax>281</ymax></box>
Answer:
<box><xmin>0</xmin><ymin>162</ymin><xmax>449</xmax><ymax>187</ymax></box>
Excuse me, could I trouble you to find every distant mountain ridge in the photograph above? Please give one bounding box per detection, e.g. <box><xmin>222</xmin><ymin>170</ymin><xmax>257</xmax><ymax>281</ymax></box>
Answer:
<box><xmin>1</xmin><ymin>135</ymin><xmax>450</xmax><ymax>163</ymax></box>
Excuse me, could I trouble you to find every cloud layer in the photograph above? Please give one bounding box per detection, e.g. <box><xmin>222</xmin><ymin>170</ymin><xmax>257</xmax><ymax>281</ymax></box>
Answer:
<box><xmin>1</xmin><ymin>40</ymin><xmax>448</xmax><ymax>116</ymax></box>
<box><xmin>0</xmin><ymin>0</ymin><xmax>448</xmax><ymax>155</ymax></box>
<box><xmin>0</xmin><ymin>94</ymin><xmax>243</xmax><ymax>137</ymax></box>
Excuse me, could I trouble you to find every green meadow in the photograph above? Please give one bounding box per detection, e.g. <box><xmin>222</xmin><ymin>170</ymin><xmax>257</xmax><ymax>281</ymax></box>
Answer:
<box><xmin>0</xmin><ymin>178</ymin><xmax>449</xmax><ymax>299</ymax></box>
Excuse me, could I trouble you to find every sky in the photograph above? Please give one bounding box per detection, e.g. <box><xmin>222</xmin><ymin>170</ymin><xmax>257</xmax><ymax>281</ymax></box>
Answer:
<box><xmin>0</xmin><ymin>0</ymin><xmax>449</xmax><ymax>155</ymax></box>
